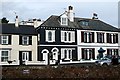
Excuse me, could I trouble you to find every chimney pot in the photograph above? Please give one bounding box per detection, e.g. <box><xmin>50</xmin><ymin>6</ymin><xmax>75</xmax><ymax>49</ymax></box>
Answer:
<box><xmin>15</xmin><ymin>16</ymin><xmax>19</xmax><ymax>27</ymax></box>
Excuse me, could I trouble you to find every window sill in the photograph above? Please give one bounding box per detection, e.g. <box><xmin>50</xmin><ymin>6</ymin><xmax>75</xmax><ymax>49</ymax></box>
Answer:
<box><xmin>46</xmin><ymin>41</ymin><xmax>55</xmax><ymax>42</ymax></box>
<box><xmin>19</xmin><ymin>44</ymin><xmax>32</xmax><ymax>46</ymax></box>
<box><xmin>1</xmin><ymin>44</ymin><xmax>11</xmax><ymax>45</ymax></box>
<box><xmin>81</xmin><ymin>42</ymin><xmax>94</xmax><ymax>43</ymax></box>
<box><xmin>61</xmin><ymin>41</ymin><xmax>75</xmax><ymax>43</ymax></box>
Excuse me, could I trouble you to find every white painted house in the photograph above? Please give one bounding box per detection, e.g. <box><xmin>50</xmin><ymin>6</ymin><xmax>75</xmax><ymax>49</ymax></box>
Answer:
<box><xmin>0</xmin><ymin>16</ymin><xmax>39</xmax><ymax>65</ymax></box>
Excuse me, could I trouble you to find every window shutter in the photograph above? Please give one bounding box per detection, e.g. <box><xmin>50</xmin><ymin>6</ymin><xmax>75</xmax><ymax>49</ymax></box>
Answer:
<box><xmin>116</xmin><ymin>34</ymin><xmax>118</xmax><ymax>43</ymax></box>
<box><xmin>106</xmin><ymin>33</ymin><xmax>109</xmax><ymax>43</ymax></box>
<box><xmin>92</xmin><ymin>49</ymin><xmax>95</xmax><ymax>59</ymax></box>
<box><xmin>103</xmin><ymin>33</ymin><xmax>104</xmax><ymax>43</ymax></box>
<box><xmin>61</xmin><ymin>49</ymin><xmax>65</xmax><ymax>59</ymax></box>
<box><xmin>61</xmin><ymin>31</ymin><xmax>64</xmax><ymax>42</ymax></box>
<box><xmin>0</xmin><ymin>35</ymin><xmax>1</xmax><ymax>44</ymax></box>
<box><xmin>81</xmin><ymin>32</ymin><xmax>84</xmax><ymax>42</ymax></box>
<box><xmin>37</xmin><ymin>48</ymin><xmax>40</xmax><ymax>61</ymax></box>
<box><xmin>107</xmin><ymin>49</ymin><xmax>109</xmax><ymax>55</ymax></box>
<box><xmin>81</xmin><ymin>48</ymin><xmax>84</xmax><ymax>59</ymax></box>
<box><xmin>92</xmin><ymin>32</ymin><xmax>94</xmax><ymax>42</ymax></box>
<box><xmin>19</xmin><ymin>51</ymin><xmax>22</xmax><ymax>60</ymax></box>
<box><xmin>109</xmin><ymin>34</ymin><xmax>112</xmax><ymax>43</ymax></box>
<box><xmin>19</xmin><ymin>36</ymin><xmax>22</xmax><ymax>45</ymax></box>
<box><xmin>29</xmin><ymin>36</ymin><xmax>32</xmax><ymax>45</ymax></box>
<box><xmin>8</xmin><ymin>35</ymin><xmax>11</xmax><ymax>44</ymax></box>
<box><xmin>28</xmin><ymin>51</ymin><xmax>32</xmax><ymax>61</ymax></box>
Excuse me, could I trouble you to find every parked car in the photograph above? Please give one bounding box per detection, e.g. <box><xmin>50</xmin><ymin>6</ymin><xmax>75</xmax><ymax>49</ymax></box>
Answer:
<box><xmin>95</xmin><ymin>58</ymin><xmax>111</xmax><ymax>66</ymax></box>
<box><xmin>95</xmin><ymin>57</ymin><xmax>120</xmax><ymax>66</ymax></box>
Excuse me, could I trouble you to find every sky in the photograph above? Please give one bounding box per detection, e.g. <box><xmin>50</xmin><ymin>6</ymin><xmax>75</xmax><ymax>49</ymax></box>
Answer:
<box><xmin>0</xmin><ymin>0</ymin><xmax>120</xmax><ymax>28</ymax></box>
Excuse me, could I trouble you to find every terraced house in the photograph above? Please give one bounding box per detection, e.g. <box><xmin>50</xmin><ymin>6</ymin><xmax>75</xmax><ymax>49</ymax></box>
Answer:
<box><xmin>37</xmin><ymin>6</ymin><xmax>119</xmax><ymax>65</ymax></box>
<box><xmin>0</xmin><ymin>6</ymin><xmax>119</xmax><ymax>65</ymax></box>
<box><xmin>0</xmin><ymin>16</ymin><xmax>38</xmax><ymax>65</ymax></box>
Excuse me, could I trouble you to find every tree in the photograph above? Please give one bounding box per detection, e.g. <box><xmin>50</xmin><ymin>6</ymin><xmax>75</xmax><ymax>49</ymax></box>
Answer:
<box><xmin>1</xmin><ymin>17</ymin><xmax>9</xmax><ymax>23</ymax></box>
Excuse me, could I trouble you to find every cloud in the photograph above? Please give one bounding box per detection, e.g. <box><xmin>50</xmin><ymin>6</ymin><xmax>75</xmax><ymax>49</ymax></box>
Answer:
<box><xmin>1</xmin><ymin>1</ymin><xmax>118</xmax><ymax>27</ymax></box>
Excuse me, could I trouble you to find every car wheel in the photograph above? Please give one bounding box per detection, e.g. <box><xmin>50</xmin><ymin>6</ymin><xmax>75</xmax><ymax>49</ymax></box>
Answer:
<box><xmin>102</xmin><ymin>63</ymin><xmax>108</xmax><ymax>67</ymax></box>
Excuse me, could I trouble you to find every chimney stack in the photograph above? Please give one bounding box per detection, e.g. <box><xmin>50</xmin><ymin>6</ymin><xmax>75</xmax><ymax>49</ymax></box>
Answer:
<box><xmin>33</xmin><ymin>19</ymin><xmax>38</xmax><ymax>28</ymax></box>
<box><xmin>15</xmin><ymin>16</ymin><xmax>19</xmax><ymax>27</ymax></box>
<box><xmin>68</xmin><ymin>6</ymin><xmax>74</xmax><ymax>22</ymax></box>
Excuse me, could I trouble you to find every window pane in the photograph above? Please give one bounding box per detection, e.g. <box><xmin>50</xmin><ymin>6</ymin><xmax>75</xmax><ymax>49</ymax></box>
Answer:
<box><xmin>1</xmin><ymin>57</ymin><xmax>8</xmax><ymax>62</ymax></box>
<box><xmin>24</xmin><ymin>37</ymin><xmax>27</xmax><ymax>40</ymax></box>
<box><xmin>68</xmin><ymin>32</ymin><xmax>71</xmax><ymax>41</ymax></box>
<box><xmin>64</xmin><ymin>50</ymin><xmax>67</xmax><ymax>58</ymax></box>
<box><xmin>3</xmin><ymin>40</ymin><xmax>7</xmax><ymax>44</ymax></box>
<box><xmin>2</xmin><ymin>36</ymin><xmax>8</xmax><ymax>44</ymax></box>
<box><xmin>1</xmin><ymin>51</ymin><xmax>8</xmax><ymax>56</ymax></box>
<box><xmin>64</xmin><ymin>32</ymin><xmax>67</xmax><ymax>41</ymax></box>
<box><xmin>1</xmin><ymin>51</ymin><xmax>9</xmax><ymax>62</ymax></box>
<box><xmin>3</xmin><ymin>36</ymin><xmax>7</xmax><ymax>39</ymax></box>
<box><xmin>62</xmin><ymin>18</ymin><xmax>67</xmax><ymax>25</ymax></box>
<box><xmin>22</xmin><ymin>36</ymin><xmax>29</xmax><ymax>45</ymax></box>
<box><xmin>48</xmin><ymin>31</ymin><xmax>52</xmax><ymax>41</ymax></box>
<box><xmin>84</xmin><ymin>32</ymin><xmax>87</xmax><ymax>42</ymax></box>
<box><xmin>68</xmin><ymin>50</ymin><xmax>71</xmax><ymax>59</ymax></box>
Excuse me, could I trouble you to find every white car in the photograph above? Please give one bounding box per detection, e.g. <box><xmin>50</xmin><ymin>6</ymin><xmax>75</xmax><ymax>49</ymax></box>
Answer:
<box><xmin>95</xmin><ymin>58</ymin><xmax>111</xmax><ymax>66</ymax></box>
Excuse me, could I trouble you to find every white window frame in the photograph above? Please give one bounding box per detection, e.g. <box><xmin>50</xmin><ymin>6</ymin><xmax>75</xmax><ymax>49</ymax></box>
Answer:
<box><xmin>22</xmin><ymin>36</ymin><xmax>29</xmax><ymax>45</ymax></box>
<box><xmin>61</xmin><ymin>31</ymin><xmax>75</xmax><ymax>43</ymax></box>
<box><xmin>61</xmin><ymin>48</ymin><xmax>74</xmax><ymax>60</ymax></box>
<box><xmin>46</xmin><ymin>30</ymin><xmax>55</xmax><ymax>42</ymax></box>
<box><xmin>107</xmin><ymin>33</ymin><xmax>118</xmax><ymax>43</ymax></box>
<box><xmin>61</xmin><ymin>17</ymin><xmax>68</xmax><ymax>25</ymax></box>
<box><xmin>1</xmin><ymin>35</ymin><xmax>8</xmax><ymax>44</ymax></box>
<box><xmin>82</xmin><ymin>48</ymin><xmax>94</xmax><ymax>60</ymax></box>
<box><xmin>60</xmin><ymin>13</ymin><xmax>68</xmax><ymax>26</ymax></box>
<box><xmin>0</xmin><ymin>50</ymin><xmax>10</xmax><ymax>62</ymax></box>
<box><xmin>22</xmin><ymin>52</ymin><xmax>29</xmax><ymax>61</ymax></box>
<box><xmin>83</xmin><ymin>32</ymin><xmax>93</xmax><ymax>43</ymax></box>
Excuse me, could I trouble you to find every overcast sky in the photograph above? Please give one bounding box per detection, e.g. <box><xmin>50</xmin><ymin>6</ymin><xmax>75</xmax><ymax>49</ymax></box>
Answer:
<box><xmin>0</xmin><ymin>0</ymin><xmax>120</xmax><ymax>28</ymax></box>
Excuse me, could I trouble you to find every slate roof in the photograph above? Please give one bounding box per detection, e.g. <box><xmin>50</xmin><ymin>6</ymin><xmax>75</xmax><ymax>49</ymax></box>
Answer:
<box><xmin>0</xmin><ymin>23</ymin><xmax>37</xmax><ymax>35</ymax></box>
<box><xmin>40</xmin><ymin>15</ymin><xmax>82</xmax><ymax>29</ymax></box>
<box><xmin>40</xmin><ymin>15</ymin><xmax>119</xmax><ymax>32</ymax></box>
<box><xmin>75</xmin><ymin>18</ymin><xmax>118</xmax><ymax>32</ymax></box>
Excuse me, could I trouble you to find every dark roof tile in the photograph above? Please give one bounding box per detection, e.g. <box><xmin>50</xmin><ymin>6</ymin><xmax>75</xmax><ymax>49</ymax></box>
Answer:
<box><xmin>0</xmin><ymin>23</ymin><xmax>37</xmax><ymax>35</ymax></box>
<box><xmin>40</xmin><ymin>15</ymin><xmax>118</xmax><ymax>32</ymax></box>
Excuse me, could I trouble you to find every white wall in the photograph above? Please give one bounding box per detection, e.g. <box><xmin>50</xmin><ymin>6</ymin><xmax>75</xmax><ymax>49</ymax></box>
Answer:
<box><xmin>0</xmin><ymin>35</ymin><xmax>38</xmax><ymax>65</ymax></box>
<box><xmin>77</xmin><ymin>30</ymin><xmax>119</xmax><ymax>60</ymax></box>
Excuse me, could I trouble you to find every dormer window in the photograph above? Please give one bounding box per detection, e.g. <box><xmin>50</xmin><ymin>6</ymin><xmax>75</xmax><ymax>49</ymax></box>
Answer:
<box><xmin>60</xmin><ymin>13</ymin><xmax>68</xmax><ymax>26</ymax></box>
<box><xmin>79</xmin><ymin>20</ymin><xmax>89</xmax><ymax>26</ymax></box>
<box><xmin>82</xmin><ymin>21</ymin><xmax>89</xmax><ymax>26</ymax></box>
<box><xmin>61</xmin><ymin>18</ymin><xmax>67</xmax><ymax>25</ymax></box>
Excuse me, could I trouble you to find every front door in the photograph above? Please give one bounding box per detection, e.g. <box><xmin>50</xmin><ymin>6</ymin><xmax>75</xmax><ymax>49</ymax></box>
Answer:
<box><xmin>19</xmin><ymin>52</ymin><xmax>29</xmax><ymax>65</ymax></box>
<box><xmin>22</xmin><ymin>52</ymin><xmax>29</xmax><ymax>64</ymax></box>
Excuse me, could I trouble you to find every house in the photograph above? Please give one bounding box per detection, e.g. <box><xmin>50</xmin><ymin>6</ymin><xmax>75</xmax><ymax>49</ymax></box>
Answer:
<box><xmin>37</xmin><ymin>6</ymin><xmax>119</xmax><ymax>65</ymax></box>
<box><xmin>0</xmin><ymin>16</ymin><xmax>38</xmax><ymax>65</ymax></box>
<box><xmin>77</xmin><ymin>18</ymin><xmax>119</xmax><ymax>62</ymax></box>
